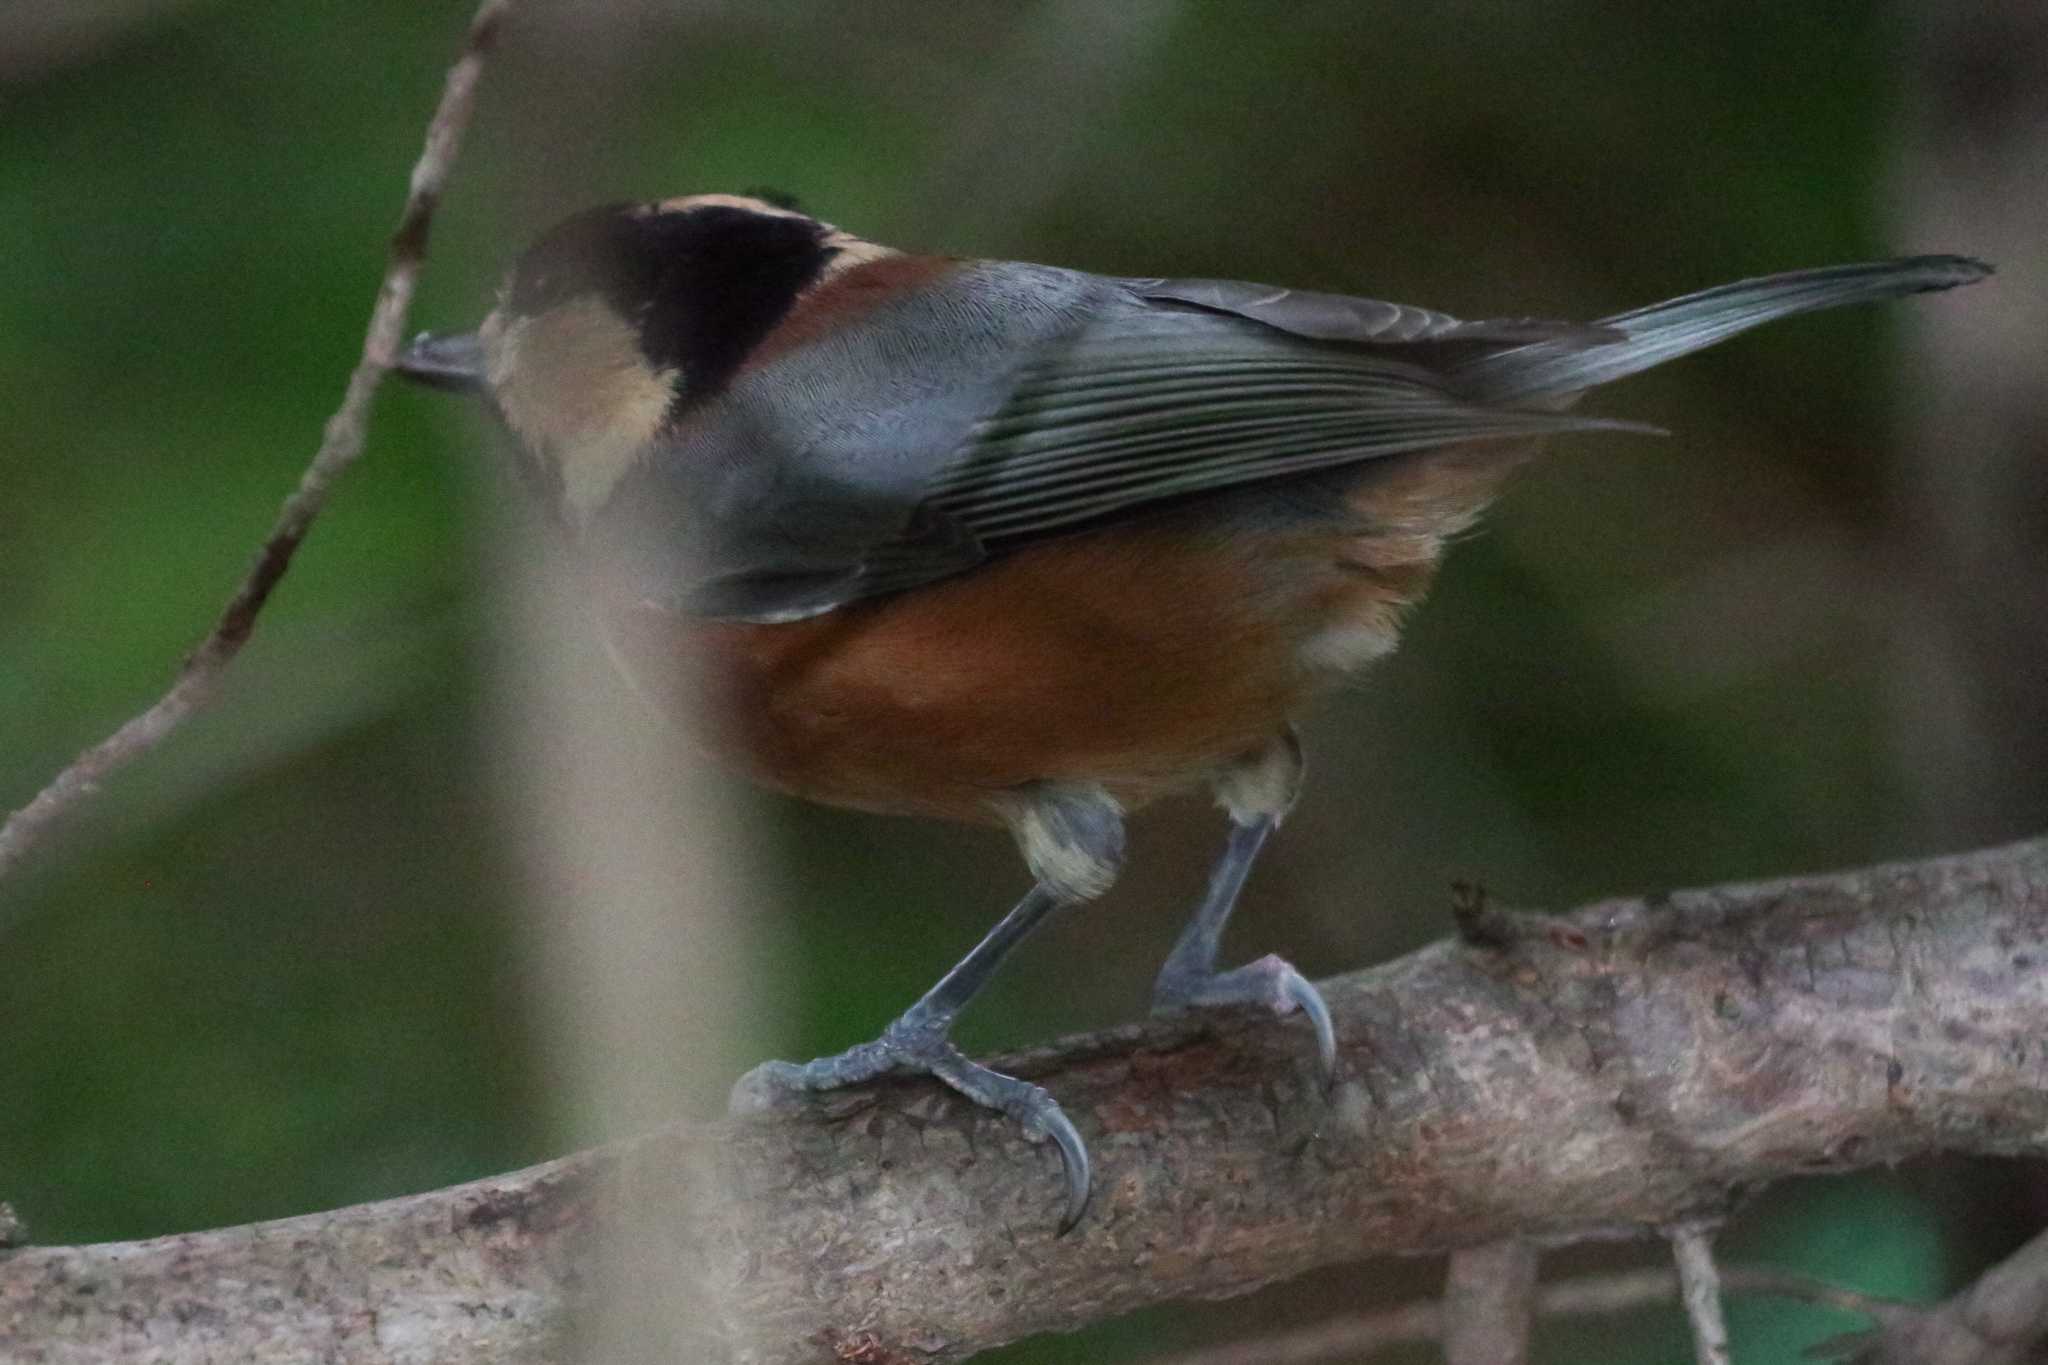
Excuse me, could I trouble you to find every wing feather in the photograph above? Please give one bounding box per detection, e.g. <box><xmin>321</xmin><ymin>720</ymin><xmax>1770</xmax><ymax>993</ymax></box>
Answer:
<box><xmin>889</xmin><ymin>322</ymin><xmax>1646</xmax><ymax>555</ymax></box>
<box><xmin>1129</xmin><ymin>277</ymin><xmax>1624</xmax><ymax>347</ymax></box>
<box><xmin>672</xmin><ymin>271</ymin><xmax>1651</xmax><ymax>621</ymax></box>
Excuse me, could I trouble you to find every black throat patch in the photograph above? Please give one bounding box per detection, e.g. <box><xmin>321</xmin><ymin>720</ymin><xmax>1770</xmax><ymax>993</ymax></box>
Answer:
<box><xmin>507</xmin><ymin>202</ymin><xmax>837</xmax><ymax>410</ymax></box>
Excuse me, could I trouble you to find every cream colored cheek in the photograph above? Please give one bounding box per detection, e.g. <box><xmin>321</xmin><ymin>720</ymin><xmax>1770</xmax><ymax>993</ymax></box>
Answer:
<box><xmin>485</xmin><ymin>304</ymin><xmax>678</xmax><ymax>520</ymax></box>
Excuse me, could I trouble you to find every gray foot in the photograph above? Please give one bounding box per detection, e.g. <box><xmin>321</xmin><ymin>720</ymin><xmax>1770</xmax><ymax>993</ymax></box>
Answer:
<box><xmin>730</xmin><ymin>1012</ymin><xmax>1091</xmax><ymax>1232</ymax></box>
<box><xmin>1153</xmin><ymin>952</ymin><xmax>1338</xmax><ymax>1088</ymax></box>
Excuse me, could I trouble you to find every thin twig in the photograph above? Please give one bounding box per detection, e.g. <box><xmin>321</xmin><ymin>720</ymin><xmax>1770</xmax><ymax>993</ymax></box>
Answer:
<box><xmin>1722</xmin><ymin>1269</ymin><xmax>1914</xmax><ymax>1330</ymax></box>
<box><xmin>1673</xmin><ymin>1224</ymin><xmax>1733</xmax><ymax>1365</ymax></box>
<box><xmin>1443</xmin><ymin>1239</ymin><xmax>1540</xmax><ymax>1365</ymax></box>
<box><xmin>0</xmin><ymin>0</ymin><xmax>512</xmax><ymax>887</ymax></box>
<box><xmin>1141</xmin><ymin>1264</ymin><xmax>1919</xmax><ymax>1365</ymax></box>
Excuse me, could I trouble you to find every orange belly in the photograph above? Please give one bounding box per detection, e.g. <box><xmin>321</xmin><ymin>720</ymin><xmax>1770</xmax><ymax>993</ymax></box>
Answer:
<box><xmin>599</xmin><ymin>443</ymin><xmax>1528</xmax><ymax>823</ymax></box>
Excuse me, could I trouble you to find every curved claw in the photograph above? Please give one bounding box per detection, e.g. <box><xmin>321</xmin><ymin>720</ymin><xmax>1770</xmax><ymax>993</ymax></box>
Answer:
<box><xmin>1282</xmin><ymin>969</ymin><xmax>1339</xmax><ymax>1091</ymax></box>
<box><xmin>925</xmin><ymin>1049</ymin><xmax>1094</xmax><ymax>1233</ymax></box>
<box><xmin>1040</xmin><ymin>1102</ymin><xmax>1093</xmax><ymax>1234</ymax></box>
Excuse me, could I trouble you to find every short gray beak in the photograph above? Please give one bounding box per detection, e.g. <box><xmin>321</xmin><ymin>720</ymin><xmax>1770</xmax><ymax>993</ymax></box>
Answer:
<box><xmin>394</xmin><ymin>330</ymin><xmax>487</xmax><ymax>392</ymax></box>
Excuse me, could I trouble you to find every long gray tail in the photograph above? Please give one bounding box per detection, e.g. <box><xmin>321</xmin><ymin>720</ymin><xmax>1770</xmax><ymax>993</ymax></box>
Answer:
<box><xmin>1453</xmin><ymin>255</ymin><xmax>1992</xmax><ymax>405</ymax></box>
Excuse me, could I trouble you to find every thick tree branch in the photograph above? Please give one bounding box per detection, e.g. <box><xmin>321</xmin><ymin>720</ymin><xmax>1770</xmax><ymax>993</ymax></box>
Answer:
<box><xmin>6</xmin><ymin>833</ymin><xmax>2048</xmax><ymax>1364</ymax></box>
<box><xmin>0</xmin><ymin>0</ymin><xmax>509</xmax><ymax>887</ymax></box>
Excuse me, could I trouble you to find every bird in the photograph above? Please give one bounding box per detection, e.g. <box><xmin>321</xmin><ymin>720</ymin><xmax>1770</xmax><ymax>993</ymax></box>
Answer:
<box><xmin>395</xmin><ymin>192</ymin><xmax>1989</xmax><ymax>1230</ymax></box>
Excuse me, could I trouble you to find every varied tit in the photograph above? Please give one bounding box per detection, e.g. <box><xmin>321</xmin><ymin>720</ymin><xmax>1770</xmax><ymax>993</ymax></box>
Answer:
<box><xmin>397</xmin><ymin>192</ymin><xmax>1989</xmax><ymax>1229</ymax></box>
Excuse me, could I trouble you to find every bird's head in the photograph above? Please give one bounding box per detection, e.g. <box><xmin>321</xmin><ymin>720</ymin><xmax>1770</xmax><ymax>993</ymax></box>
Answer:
<box><xmin>397</xmin><ymin>192</ymin><xmax>892</xmax><ymax>521</ymax></box>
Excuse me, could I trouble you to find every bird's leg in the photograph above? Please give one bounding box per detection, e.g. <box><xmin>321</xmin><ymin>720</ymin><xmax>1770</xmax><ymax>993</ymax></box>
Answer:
<box><xmin>730</xmin><ymin>883</ymin><xmax>1062</xmax><ymax>1093</ymax></box>
<box><xmin>730</xmin><ymin>783</ymin><xmax>1123</xmax><ymax>1231</ymax></box>
<box><xmin>1151</xmin><ymin>730</ymin><xmax>1337</xmax><ymax>1085</ymax></box>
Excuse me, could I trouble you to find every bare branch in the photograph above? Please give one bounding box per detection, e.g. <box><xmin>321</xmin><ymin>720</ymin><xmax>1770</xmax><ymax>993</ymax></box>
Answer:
<box><xmin>1144</xmin><ymin>1265</ymin><xmax>1919</xmax><ymax>1365</ymax></box>
<box><xmin>1832</xmin><ymin>1225</ymin><xmax>2048</xmax><ymax>1365</ymax></box>
<box><xmin>1443</xmin><ymin>1240</ymin><xmax>1539</xmax><ymax>1365</ymax></box>
<box><xmin>1672</xmin><ymin>1224</ymin><xmax>1732</xmax><ymax>1365</ymax></box>
<box><xmin>0</xmin><ymin>0</ymin><xmax>511</xmax><ymax>888</ymax></box>
<box><xmin>5</xmin><ymin>833</ymin><xmax>2048</xmax><ymax>1363</ymax></box>
<box><xmin>1726</xmin><ymin>1269</ymin><xmax>1915</xmax><ymax>1331</ymax></box>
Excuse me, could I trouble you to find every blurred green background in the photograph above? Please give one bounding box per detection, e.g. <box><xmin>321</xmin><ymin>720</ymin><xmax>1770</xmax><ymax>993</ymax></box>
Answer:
<box><xmin>4</xmin><ymin>2</ymin><xmax>2044</xmax><ymax>1362</ymax></box>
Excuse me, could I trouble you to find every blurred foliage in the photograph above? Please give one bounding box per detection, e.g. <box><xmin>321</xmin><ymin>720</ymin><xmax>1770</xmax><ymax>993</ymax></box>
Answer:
<box><xmin>2</xmin><ymin>2</ymin><xmax>2041</xmax><ymax>1362</ymax></box>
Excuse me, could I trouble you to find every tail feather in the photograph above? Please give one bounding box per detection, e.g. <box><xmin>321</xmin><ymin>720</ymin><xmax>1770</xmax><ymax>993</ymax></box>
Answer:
<box><xmin>1452</xmin><ymin>255</ymin><xmax>1992</xmax><ymax>404</ymax></box>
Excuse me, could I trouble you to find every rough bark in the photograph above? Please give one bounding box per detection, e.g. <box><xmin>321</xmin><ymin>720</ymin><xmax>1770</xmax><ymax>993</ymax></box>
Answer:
<box><xmin>6</xmin><ymin>833</ymin><xmax>2048</xmax><ymax>1364</ymax></box>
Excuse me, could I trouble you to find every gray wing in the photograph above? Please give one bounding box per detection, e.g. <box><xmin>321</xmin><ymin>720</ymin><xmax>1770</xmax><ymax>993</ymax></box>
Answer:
<box><xmin>1127</xmin><ymin>276</ymin><xmax>1625</xmax><ymax>347</ymax></box>
<box><xmin>624</xmin><ymin>267</ymin><xmax>1646</xmax><ymax>623</ymax></box>
<box><xmin>847</xmin><ymin>307</ymin><xmax>1644</xmax><ymax>598</ymax></box>
<box><xmin>602</xmin><ymin>263</ymin><xmax>1114</xmax><ymax>621</ymax></box>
